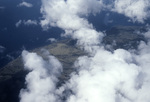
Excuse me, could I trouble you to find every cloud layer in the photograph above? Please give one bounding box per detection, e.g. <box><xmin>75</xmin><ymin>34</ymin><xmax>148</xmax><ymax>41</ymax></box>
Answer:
<box><xmin>20</xmin><ymin>50</ymin><xmax>63</xmax><ymax>102</ymax></box>
<box><xmin>66</xmin><ymin>42</ymin><xmax>150</xmax><ymax>102</ymax></box>
<box><xmin>20</xmin><ymin>0</ymin><xmax>150</xmax><ymax>102</ymax></box>
<box><xmin>112</xmin><ymin>0</ymin><xmax>150</xmax><ymax>23</ymax></box>
<box><xmin>16</xmin><ymin>20</ymin><xmax>38</xmax><ymax>27</ymax></box>
<box><xmin>40</xmin><ymin>0</ymin><xmax>104</xmax><ymax>52</ymax></box>
<box><xmin>17</xmin><ymin>2</ymin><xmax>33</xmax><ymax>8</ymax></box>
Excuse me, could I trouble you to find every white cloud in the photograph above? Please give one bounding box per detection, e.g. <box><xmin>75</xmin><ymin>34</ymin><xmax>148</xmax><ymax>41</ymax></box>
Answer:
<box><xmin>66</xmin><ymin>48</ymin><xmax>146</xmax><ymax>102</ymax></box>
<box><xmin>47</xmin><ymin>38</ymin><xmax>57</xmax><ymax>43</ymax></box>
<box><xmin>40</xmin><ymin>0</ymin><xmax>103</xmax><ymax>28</ymax></box>
<box><xmin>15</xmin><ymin>20</ymin><xmax>38</xmax><ymax>27</ymax></box>
<box><xmin>20</xmin><ymin>50</ymin><xmax>63</xmax><ymax>102</ymax></box>
<box><xmin>143</xmin><ymin>28</ymin><xmax>150</xmax><ymax>39</ymax></box>
<box><xmin>23</xmin><ymin>20</ymin><xmax>38</xmax><ymax>26</ymax></box>
<box><xmin>64</xmin><ymin>28</ymin><xmax>150</xmax><ymax>102</ymax></box>
<box><xmin>15</xmin><ymin>20</ymin><xmax>22</xmax><ymax>27</ymax></box>
<box><xmin>20</xmin><ymin>0</ymin><xmax>150</xmax><ymax>102</ymax></box>
<box><xmin>41</xmin><ymin>0</ymin><xmax>150</xmax><ymax>26</ymax></box>
<box><xmin>40</xmin><ymin>0</ymin><xmax>104</xmax><ymax>53</ymax></box>
<box><xmin>112</xmin><ymin>0</ymin><xmax>150</xmax><ymax>23</ymax></box>
<box><xmin>17</xmin><ymin>2</ymin><xmax>33</xmax><ymax>8</ymax></box>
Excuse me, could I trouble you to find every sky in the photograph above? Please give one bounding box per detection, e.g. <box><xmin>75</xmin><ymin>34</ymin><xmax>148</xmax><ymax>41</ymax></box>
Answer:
<box><xmin>1</xmin><ymin>0</ymin><xmax>150</xmax><ymax>102</ymax></box>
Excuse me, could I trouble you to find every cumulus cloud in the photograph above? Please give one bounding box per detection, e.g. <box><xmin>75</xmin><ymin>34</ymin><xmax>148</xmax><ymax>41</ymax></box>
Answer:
<box><xmin>47</xmin><ymin>38</ymin><xmax>57</xmax><ymax>43</ymax></box>
<box><xmin>65</xmin><ymin>45</ymin><xmax>150</xmax><ymax>102</ymax></box>
<box><xmin>17</xmin><ymin>2</ymin><xmax>33</xmax><ymax>8</ymax></box>
<box><xmin>41</xmin><ymin>0</ymin><xmax>150</xmax><ymax>25</ymax></box>
<box><xmin>15</xmin><ymin>20</ymin><xmax>38</xmax><ymax>27</ymax></box>
<box><xmin>111</xmin><ymin>0</ymin><xmax>150</xmax><ymax>23</ymax></box>
<box><xmin>20</xmin><ymin>50</ymin><xmax>63</xmax><ymax>102</ymax></box>
<box><xmin>16</xmin><ymin>20</ymin><xmax>22</xmax><ymax>27</ymax></box>
<box><xmin>20</xmin><ymin>0</ymin><xmax>150</xmax><ymax>102</ymax></box>
<box><xmin>143</xmin><ymin>28</ymin><xmax>150</xmax><ymax>39</ymax></box>
<box><xmin>23</xmin><ymin>20</ymin><xmax>38</xmax><ymax>26</ymax></box>
<box><xmin>40</xmin><ymin>0</ymin><xmax>104</xmax><ymax>52</ymax></box>
<box><xmin>40</xmin><ymin>0</ymin><xmax>103</xmax><ymax>28</ymax></box>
